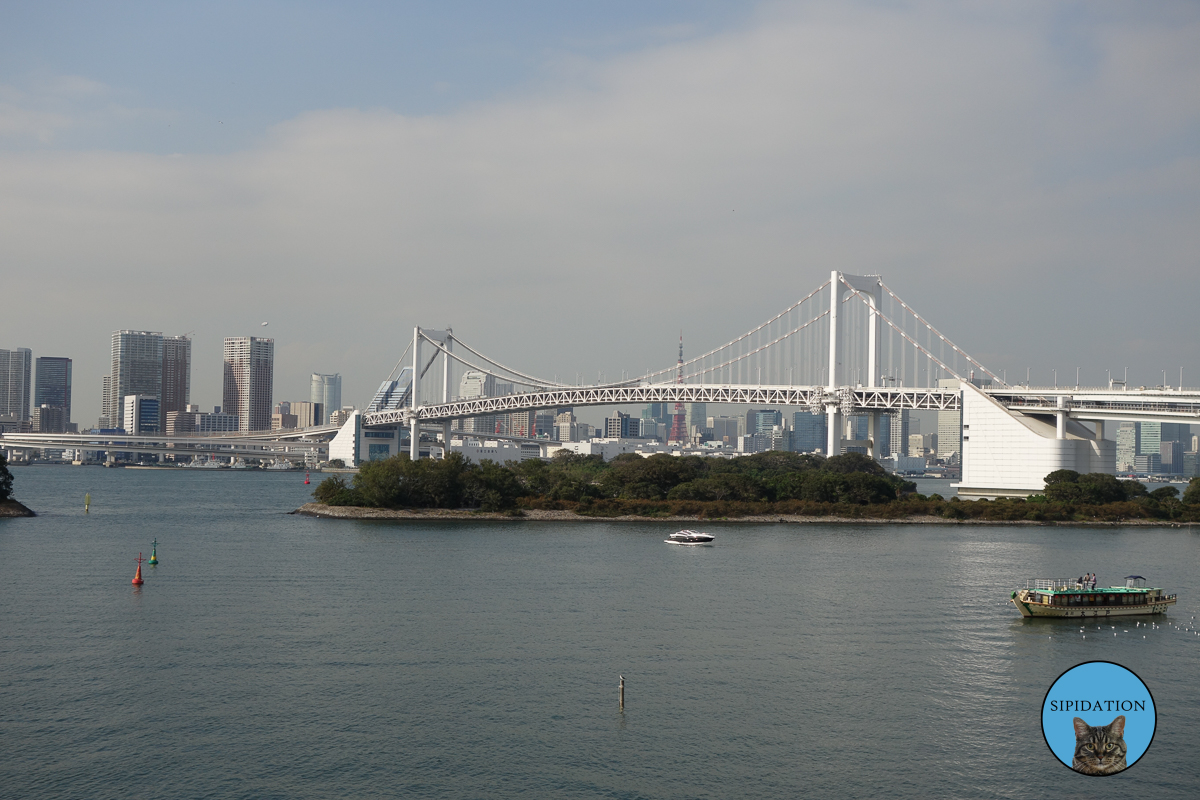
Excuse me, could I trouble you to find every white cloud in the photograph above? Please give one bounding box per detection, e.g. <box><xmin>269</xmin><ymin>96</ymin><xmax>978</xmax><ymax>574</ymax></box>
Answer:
<box><xmin>2</xmin><ymin>2</ymin><xmax>1198</xmax><ymax>422</ymax></box>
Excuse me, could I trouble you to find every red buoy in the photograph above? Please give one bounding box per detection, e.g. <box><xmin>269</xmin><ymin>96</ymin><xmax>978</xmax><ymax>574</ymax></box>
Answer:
<box><xmin>132</xmin><ymin>552</ymin><xmax>145</xmax><ymax>586</ymax></box>
<box><xmin>304</xmin><ymin>472</ymin><xmax>310</xmax><ymax>485</ymax></box>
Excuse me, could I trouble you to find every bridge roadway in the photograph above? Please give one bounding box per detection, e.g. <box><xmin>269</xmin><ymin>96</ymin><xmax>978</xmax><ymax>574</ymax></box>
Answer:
<box><xmin>0</xmin><ymin>424</ymin><xmax>340</xmax><ymax>461</ymax></box>
<box><xmin>362</xmin><ymin>384</ymin><xmax>1200</xmax><ymax>427</ymax></box>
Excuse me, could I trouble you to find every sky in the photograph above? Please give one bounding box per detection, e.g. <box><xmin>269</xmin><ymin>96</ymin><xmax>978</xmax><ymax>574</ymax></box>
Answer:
<box><xmin>2</xmin><ymin>1</ymin><xmax>1198</xmax><ymax>428</ymax></box>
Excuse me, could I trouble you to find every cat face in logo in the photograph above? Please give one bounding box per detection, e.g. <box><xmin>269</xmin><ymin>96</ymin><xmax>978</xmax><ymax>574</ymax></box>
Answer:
<box><xmin>1071</xmin><ymin>715</ymin><xmax>1127</xmax><ymax>775</ymax></box>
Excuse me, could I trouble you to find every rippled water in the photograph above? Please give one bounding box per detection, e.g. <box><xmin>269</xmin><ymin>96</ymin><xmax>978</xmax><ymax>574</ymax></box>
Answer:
<box><xmin>2</xmin><ymin>467</ymin><xmax>1198</xmax><ymax>798</ymax></box>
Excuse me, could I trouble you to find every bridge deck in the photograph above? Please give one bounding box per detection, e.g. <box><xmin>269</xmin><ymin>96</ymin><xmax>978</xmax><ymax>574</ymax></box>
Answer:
<box><xmin>361</xmin><ymin>384</ymin><xmax>1200</xmax><ymax>427</ymax></box>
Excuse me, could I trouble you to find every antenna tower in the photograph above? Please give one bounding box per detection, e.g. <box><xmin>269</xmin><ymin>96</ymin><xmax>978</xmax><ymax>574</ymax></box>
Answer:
<box><xmin>668</xmin><ymin>333</ymin><xmax>687</xmax><ymax>443</ymax></box>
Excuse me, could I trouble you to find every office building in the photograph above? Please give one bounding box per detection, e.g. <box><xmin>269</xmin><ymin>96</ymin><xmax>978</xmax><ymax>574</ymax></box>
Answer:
<box><xmin>123</xmin><ymin>394</ymin><xmax>160</xmax><ymax>434</ymax></box>
<box><xmin>791</xmin><ymin>412</ymin><xmax>826</xmax><ymax>453</ymax></box>
<box><xmin>34</xmin><ymin>356</ymin><xmax>72</xmax><ymax>426</ymax></box>
<box><xmin>161</xmin><ymin>335</ymin><xmax>191</xmax><ymax>428</ymax></box>
<box><xmin>708</xmin><ymin>416</ymin><xmax>741</xmax><ymax>445</ymax></box>
<box><xmin>328</xmin><ymin>407</ymin><xmax>355</xmax><ymax>428</ymax></box>
<box><xmin>223</xmin><ymin>337</ymin><xmax>274</xmax><ymax>432</ymax></box>
<box><xmin>890</xmin><ymin>410</ymin><xmax>910</xmax><ymax>457</ymax></box>
<box><xmin>642</xmin><ymin>403</ymin><xmax>669</xmax><ymax>423</ymax></box>
<box><xmin>747</xmin><ymin>409</ymin><xmax>782</xmax><ymax>435</ymax></box>
<box><xmin>310</xmin><ymin>373</ymin><xmax>341</xmax><ymax>425</ymax></box>
<box><xmin>685</xmin><ymin>403</ymin><xmax>707</xmax><ymax>441</ymax></box>
<box><xmin>32</xmin><ymin>404</ymin><xmax>66</xmax><ymax>434</ymax></box>
<box><xmin>288</xmin><ymin>401</ymin><xmax>322</xmax><ymax>429</ymax></box>
<box><xmin>1116</xmin><ymin>422</ymin><xmax>1137</xmax><ymax>472</ymax></box>
<box><xmin>534</xmin><ymin>409</ymin><xmax>558</xmax><ymax>437</ymax></box>
<box><xmin>458</xmin><ymin>370</ymin><xmax>498</xmax><ymax>435</ymax></box>
<box><xmin>1137</xmin><ymin>422</ymin><xmax>1161</xmax><ymax>460</ymax></box>
<box><xmin>639</xmin><ymin>418</ymin><xmax>665</xmax><ymax>441</ymax></box>
<box><xmin>104</xmin><ymin>331</ymin><xmax>163</xmax><ymax>431</ymax></box>
<box><xmin>272</xmin><ymin>413</ymin><xmax>299</xmax><ymax>431</ymax></box>
<box><xmin>909</xmin><ymin>433</ymin><xmax>936</xmax><ymax>458</ymax></box>
<box><xmin>604</xmin><ymin>411</ymin><xmax>639</xmax><ymax>439</ymax></box>
<box><xmin>1160</xmin><ymin>441</ymin><xmax>1182</xmax><ymax>475</ymax></box>
<box><xmin>1182</xmin><ymin>451</ymin><xmax>1199</xmax><ymax>479</ymax></box>
<box><xmin>935</xmin><ymin>377</ymin><xmax>991</xmax><ymax>462</ymax></box>
<box><xmin>196</xmin><ymin>410</ymin><xmax>240</xmax><ymax>433</ymax></box>
<box><xmin>1134</xmin><ymin>454</ymin><xmax>1162</xmax><ymax>474</ymax></box>
<box><xmin>0</xmin><ymin>347</ymin><xmax>33</xmax><ymax>423</ymax></box>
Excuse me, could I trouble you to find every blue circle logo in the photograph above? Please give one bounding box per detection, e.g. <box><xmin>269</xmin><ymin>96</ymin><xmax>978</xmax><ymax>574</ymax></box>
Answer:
<box><xmin>1041</xmin><ymin>661</ymin><xmax>1155</xmax><ymax>776</ymax></box>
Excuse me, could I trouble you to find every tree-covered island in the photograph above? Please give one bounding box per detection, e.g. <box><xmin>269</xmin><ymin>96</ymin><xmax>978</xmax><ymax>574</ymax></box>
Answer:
<box><xmin>309</xmin><ymin>451</ymin><xmax>1200</xmax><ymax>522</ymax></box>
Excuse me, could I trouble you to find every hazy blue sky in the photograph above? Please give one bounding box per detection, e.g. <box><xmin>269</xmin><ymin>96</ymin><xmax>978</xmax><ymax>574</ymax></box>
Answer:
<box><xmin>2</xmin><ymin>1</ymin><xmax>1198</xmax><ymax>426</ymax></box>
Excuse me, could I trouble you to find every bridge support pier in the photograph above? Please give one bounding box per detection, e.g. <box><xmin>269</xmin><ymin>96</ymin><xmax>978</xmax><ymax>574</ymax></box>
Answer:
<box><xmin>826</xmin><ymin>407</ymin><xmax>841</xmax><ymax>456</ymax></box>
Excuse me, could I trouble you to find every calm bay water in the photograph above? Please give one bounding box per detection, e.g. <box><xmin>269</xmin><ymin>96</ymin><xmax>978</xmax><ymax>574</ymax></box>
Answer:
<box><xmin>2</xmin><ymin>467</ymin><xmax>1199</xmax><ymax>799</ymax></box>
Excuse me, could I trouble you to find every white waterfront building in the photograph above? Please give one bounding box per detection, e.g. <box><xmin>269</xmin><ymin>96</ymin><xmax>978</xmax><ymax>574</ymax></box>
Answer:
<box><xmin>955</xmin><ymin>382</ymin><xmax>1115</xmax><ymax>498</ymax></box>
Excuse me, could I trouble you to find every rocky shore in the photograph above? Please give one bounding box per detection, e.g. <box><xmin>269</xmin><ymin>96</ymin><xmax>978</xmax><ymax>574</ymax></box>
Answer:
<box><xmin>292</xmin><ymin>503</ymin><xmax>1194</xmax><ymax>526</ymax></box>
<box><xmin>0</xmin><ymin>500</ymin><xmax>36</xmax><ymax>518</ymax></box>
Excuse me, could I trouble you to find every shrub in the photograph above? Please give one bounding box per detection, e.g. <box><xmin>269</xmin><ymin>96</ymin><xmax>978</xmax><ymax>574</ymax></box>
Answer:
<box><xmin>0</xmin><ymin>453</ymin><xmax>12</xmax><ymax>502</ymax></box>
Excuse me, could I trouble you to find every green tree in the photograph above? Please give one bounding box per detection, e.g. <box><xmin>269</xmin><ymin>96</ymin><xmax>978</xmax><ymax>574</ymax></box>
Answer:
<box><xmin>1183</xmin><ymin>477</ymin><xmax>1200</xmax><ymax>505</ymax></box>
<box><xmin>312</xmin><ymin>474</ymin><xmax>362</xmax><ymax>506</ymax></box>
<box><xmin>822</xmin><ymin>452</ymin><xmax>886</xmax><ymax>476</ymax></box>
<box><xmin>353</xmin><ymin>454</ymin><xmax>415</xmax><ymax>508</ymax></box>
<box><xmin>464</xmin><ymin>459</ymin><xmax>525</xmax><ymax>510</ymax></box>
<box><xmin>1149</xmin><ymin>485</ymin><xmax>1179</xmax><ymax>501</ymax></box>
<box><xmin>0</xmin><ymin>453</ymin><xmax>12</xmax><ymax>502</ymax></box>
<box><xmin>1044</xmin><ymin>469</ymin><xmax>1081</xmax><ymax>486</ymax></box>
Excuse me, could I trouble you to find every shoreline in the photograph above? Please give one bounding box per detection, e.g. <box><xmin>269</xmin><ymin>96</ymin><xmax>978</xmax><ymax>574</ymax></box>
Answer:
<box><xmin>292</xmin><ymin>503</ymin><xmax>1197</xmax><ymax>526</ymax></box>
<box><xmin>0</xmin><ymin>500</ymin><xmax>36</xmax><ymax>518</ymax></box>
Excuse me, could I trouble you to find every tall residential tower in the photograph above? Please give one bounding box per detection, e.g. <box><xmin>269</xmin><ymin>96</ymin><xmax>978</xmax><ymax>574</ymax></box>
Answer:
<box><xmin>0</xmin><ymin>347</ymin><xmax>33</xmax><ymax>423</ymax></box>
<box><xmin>34</xmin><ymin>356</ymin><xmax>72</xmax><ymax>432</ymax></box>
<box><xmin>223</xmin><ymin>337</ymin><xmax>274</xmax><ymax>431</ymax></box>
<box><xmin>103</xmin><ymin>331</ymin><xmax>163</xmax><ymax>430</ymax></box>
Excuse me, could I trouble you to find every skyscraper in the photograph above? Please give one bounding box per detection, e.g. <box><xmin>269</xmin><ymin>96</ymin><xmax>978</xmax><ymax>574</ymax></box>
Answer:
<box><xmin>0</xmin><ymin>347</ymin><xmax>33</xmax><ymax>422</ymax></box>
<box><xmin>791</xmin><ymin>411</ymin><xmax>826</xmax><ymax>452</ymax></box>
<box><xmin>457</xmin><ymin>370</ymin><xmax>497</xmax><ymax>435</ymax></box>
<box><xmin>310</xmin><ymin>374</ymin><xmax>341</xmax><ymax>425</ymax></box>
<box><xmin>889</xmin><ymin>410</ymin><xmax>909</xmax><ymax>457</ymax></box>
<box><xmin>223</xmin><ymin>337</ymin><xmax>274</xmax><ymax>432</ymax></box>
<box><xmin>161</xmin><ymin>335</ymin><xmax>191</xmax><ymax>428</ymax></box>
<box><xmin>34</xmin><ymin>356</ymin><xmax>72</xmax><ymax>426</ymax></box>
<box><xmin>104</xmin><ymin>332</ymin><xmax>163</xmax><ymax>431</ymax></box>
<box><xmin>1116</xmin><ymin>422</ymin><xmax>1137</xmax><ymax>472</ymax></box>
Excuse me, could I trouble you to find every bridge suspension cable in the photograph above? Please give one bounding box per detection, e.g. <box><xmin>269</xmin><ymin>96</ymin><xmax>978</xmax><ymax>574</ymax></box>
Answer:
<box><xmin>641</xmin><ymin>279</ymin><xmax>831</xmax><ymax>383</ymax></box>
<box><xmin>877</xmin><ymin>281</ymin><xmax>1005</xmax><ymax>387</ymax></box>
<box><xmin>678</xmin><ymin>310</ymin><xmax>829</xmax><ymax>382</ymax></box>
<box><xmin>439</xmin><ymin>333</ymin><xmax>570</xmax><ymax>388</ymax></box>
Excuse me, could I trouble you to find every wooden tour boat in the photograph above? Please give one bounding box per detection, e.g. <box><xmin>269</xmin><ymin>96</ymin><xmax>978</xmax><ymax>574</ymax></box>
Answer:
<box><xmin>1011</xmin><ymin>575</ymin><xmax>1175</xmax><ymax>618</ymax></box>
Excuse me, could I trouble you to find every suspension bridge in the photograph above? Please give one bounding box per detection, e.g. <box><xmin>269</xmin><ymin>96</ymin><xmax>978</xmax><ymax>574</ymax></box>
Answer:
<box><xmin>342</xmin><ymin>270</ymin><xmax>1200</xmax><ymax>496</ymax></box>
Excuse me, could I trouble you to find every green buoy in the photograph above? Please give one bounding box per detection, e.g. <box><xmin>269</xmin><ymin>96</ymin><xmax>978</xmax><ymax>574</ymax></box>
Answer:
<box><xmin>149</xmin><ymin>538</ymin><xmax>159</xmax><ymax>566</ymax></box>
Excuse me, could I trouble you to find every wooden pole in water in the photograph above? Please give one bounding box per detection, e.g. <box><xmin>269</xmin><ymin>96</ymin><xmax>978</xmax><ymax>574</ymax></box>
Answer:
<box><xmin>619</xmin><ymin>675</ymin><xmax>624</xmax><ymax>710</ymax></box>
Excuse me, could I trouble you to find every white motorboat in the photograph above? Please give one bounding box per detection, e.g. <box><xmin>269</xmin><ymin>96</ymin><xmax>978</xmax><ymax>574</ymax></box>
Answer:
<box><xmin>665</xmin><ymin>530</ymin><xmax>715</xmax><ymax>546</ymax></box>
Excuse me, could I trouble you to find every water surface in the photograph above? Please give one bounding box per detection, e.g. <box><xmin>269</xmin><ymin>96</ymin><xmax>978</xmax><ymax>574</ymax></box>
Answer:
<box><xmin>2</xmin><ymin>467</ymin><xmax>1198</xmax><ymax>798</ymax></box>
